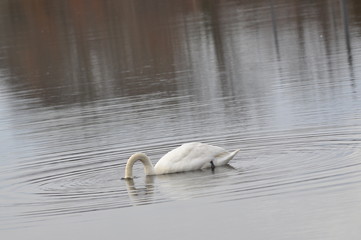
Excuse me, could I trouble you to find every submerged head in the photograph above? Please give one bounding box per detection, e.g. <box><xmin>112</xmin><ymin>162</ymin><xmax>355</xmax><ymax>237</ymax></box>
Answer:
<box><xmin>124</xmin><ymin>153</ymin><xmax>155</xmax><ymax>179</ymax></box>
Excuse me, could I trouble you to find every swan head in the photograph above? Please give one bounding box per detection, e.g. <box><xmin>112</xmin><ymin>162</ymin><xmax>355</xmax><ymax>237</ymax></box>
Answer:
<box><xmin>124</xmin><ymin>153</ymin><xmax>155</xmax><ymax>179</ymax></box>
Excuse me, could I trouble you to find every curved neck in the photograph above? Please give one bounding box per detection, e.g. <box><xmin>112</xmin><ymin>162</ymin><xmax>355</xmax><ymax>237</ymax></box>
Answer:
<box><xmin>124</xmin><ymin>153</ymin><xmax>155</xmax><ymax>179</ymax></box>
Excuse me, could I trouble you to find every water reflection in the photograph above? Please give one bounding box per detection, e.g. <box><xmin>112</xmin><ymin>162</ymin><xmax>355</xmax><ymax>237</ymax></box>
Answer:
<box><xmin>125</xmin><ymin>165</ymin><xmax>238</xmax><ymax>204</ymax></box>
<box><xmin>124</xmin><ymin>177</ymin><xmax>155</xmax><ymax>206</ymax></box>
<box><xmin>0</xmin><ymin>0</ymin><xmax>360</xmax><ymax>105</ymax></box>
<box><xmin>155</xmin><ymin>165</ymin><xmax>238</xmax><ymax>200</ymax></box>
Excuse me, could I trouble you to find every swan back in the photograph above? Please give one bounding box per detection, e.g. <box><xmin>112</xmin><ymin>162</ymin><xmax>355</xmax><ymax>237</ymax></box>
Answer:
<box><xmin>154</xmin><ymin>142</ymin><xmax>239</xmax><ymax>175</ymax></box>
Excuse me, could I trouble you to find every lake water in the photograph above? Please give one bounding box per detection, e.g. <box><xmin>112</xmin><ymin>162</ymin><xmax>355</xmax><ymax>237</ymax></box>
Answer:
<box><xmin>1</xmin><ymin>0</ymin><xmax>361</xmax><ymax>239</ymax></box>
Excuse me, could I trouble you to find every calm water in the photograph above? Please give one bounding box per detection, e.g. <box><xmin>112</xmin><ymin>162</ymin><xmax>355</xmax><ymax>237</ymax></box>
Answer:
<box><xmin>1</xmin><ymin>0</ymin><xmax>361</xmax><ymax>239</ymax></box>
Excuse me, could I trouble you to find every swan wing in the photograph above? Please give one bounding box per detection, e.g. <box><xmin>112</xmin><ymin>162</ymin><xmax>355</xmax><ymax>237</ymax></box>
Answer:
<box><xmin>154</xmin><ymin>142</ymin><xmax>239</xmax><ymax>174</ymax></box>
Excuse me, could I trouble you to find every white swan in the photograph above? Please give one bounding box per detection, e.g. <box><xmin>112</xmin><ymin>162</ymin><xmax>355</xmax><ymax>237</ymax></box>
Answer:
<box><xmin>124</xmin><ymin>142</ymin><xmax>240</xmax><ymax>179</ymax></box>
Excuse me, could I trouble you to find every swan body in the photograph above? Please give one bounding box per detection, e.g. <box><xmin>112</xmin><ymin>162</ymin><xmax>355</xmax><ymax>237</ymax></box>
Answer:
<box><xmin>124</xmin><ymin>142</ymin><xmax>240</xmax><ymax>179</ymax></box>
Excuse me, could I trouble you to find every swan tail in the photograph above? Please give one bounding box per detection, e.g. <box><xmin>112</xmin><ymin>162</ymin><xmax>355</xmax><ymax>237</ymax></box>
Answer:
<box><xmin>231</xmin><ymin>149</ymin><xmax>240</xmax><ymax>155</ymax></box>
<box><xmin>215</xmin><ymin>149</ymin><xmax>240</xmax><ymax>166</ymax></box>
<box><xmin>228</xmin><ymin>149</ymin><xmax>240</xmax><ymax>162</ymax></box>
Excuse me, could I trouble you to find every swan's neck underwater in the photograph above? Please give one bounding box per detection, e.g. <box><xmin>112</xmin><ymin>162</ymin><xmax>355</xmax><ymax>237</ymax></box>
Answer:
<box><xmin>124</xmin><ymin>153</ymin><xmax>155</xmax><ymax>179</ymax></box>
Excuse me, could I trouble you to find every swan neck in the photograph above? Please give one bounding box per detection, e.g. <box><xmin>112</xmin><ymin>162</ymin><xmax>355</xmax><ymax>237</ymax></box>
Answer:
<box><xmin>125</xmin><ymin>153</ymin><xmax>155</xmax><ymax>178</ymax></box>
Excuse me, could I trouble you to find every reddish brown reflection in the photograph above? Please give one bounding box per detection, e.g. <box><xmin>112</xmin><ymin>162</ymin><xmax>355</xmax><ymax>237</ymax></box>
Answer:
<box><xmin>0</xmin><ymin>0</ymin><xmax>359</xmax><ymax>105</ymax></box>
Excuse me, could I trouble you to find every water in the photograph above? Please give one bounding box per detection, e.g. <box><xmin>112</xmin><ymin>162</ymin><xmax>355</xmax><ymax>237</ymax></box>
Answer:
<box><xmin>1</xmin><ymin>0</ymin><xmax>361</xmax><ymax>239</ymax></box>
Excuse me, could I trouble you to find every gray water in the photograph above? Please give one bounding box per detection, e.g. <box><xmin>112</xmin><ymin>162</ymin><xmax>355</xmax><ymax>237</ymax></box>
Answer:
<box><xmin>1</xmin><ymin>0</ymin><xmax>361</xmax><ymax>239</ymax></box>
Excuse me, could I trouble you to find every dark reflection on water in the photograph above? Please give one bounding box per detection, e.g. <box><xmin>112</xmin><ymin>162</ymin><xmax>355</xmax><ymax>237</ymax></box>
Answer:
<box><xmin>1</xmin><ymin>0</ymin><xmax>361</xmax><ymax>239</ymax></box>
<box><xmin>1</xmin><ymin>0</ymin><xmax>360</xmax><ymax>104</ymax></box>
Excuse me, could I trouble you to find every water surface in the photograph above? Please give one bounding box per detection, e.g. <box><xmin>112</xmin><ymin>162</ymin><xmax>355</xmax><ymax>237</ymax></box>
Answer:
<box><xmin>1</xmin><ymin>0</ymin><xmax>361</xmax><ymax>239</ymax></box>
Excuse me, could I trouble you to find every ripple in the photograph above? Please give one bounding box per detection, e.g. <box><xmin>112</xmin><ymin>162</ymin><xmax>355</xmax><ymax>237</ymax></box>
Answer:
<box><xmin>1</xmin><ymin>122</ymin><xmax>361</xmax><ymax>230</ymax></box>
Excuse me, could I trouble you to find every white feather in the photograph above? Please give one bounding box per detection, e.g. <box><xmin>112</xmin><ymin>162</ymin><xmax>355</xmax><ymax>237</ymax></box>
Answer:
<box><xmin>124</xmin><ymin>142</ymin><xmax>240</xmax><ymax>178</ymax></box>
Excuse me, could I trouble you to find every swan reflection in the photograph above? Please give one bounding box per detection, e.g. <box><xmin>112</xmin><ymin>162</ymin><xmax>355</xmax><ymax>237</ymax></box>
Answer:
<box><xmin>124</xmin><ymin>176</ymin><xmax>155</xmax><ymax>205</ymax></box>
<box><xmin>124</xmin><ymin>165</ymin><xmax>238</xmax><ymax>204</ymax></box>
